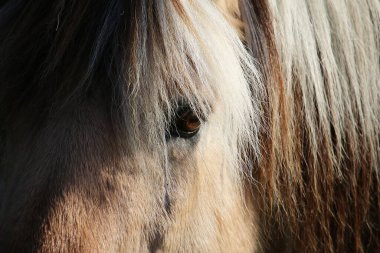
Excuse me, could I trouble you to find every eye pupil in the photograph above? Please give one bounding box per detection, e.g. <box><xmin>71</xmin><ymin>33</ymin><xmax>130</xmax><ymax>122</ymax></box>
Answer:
<box><xmin>177</xmin><ymin>113</ymin><xmax>200</xmax><ymax>131</ymax></box>
<box><xmin>170</xmin><ymin>107</ymin><xmax>201</xmax><ymax>138</ymax></box>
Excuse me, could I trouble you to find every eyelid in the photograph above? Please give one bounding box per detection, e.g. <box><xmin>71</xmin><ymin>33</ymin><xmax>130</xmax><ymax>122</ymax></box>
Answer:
<box><xmin>175</xmin><ymin>105</ymin><xmax>207</xmax><ymax>123</ymax></box>
<box><xmin>173</xmin><ymin>97</ymin><xmax>211</xmax><ymax>121</ymax></box>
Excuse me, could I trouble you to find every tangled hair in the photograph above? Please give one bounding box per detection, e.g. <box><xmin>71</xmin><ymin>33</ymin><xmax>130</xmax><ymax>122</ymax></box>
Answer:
<box><xmin>238</xmin><ymin>0</ymin><xmax>380</xmax><ymax>252</ymax></box>
<box><xmin>0</xmin><ymin>0</ymin><xmax>379</xmax><ymax>252</ymax></box>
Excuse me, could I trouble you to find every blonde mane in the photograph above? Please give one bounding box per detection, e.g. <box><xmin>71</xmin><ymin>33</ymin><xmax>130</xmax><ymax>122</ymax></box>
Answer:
<box><xmin>237</xmin><ymin>0</ymin><xmax>380</xmax><ymax>252</ymax></box>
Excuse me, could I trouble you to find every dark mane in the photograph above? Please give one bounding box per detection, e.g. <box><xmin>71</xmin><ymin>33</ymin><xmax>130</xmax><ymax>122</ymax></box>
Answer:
<box><xmin>0</xmin><ymin>0</ymin><xmax>134</xmax><ymax>125</ymax></box>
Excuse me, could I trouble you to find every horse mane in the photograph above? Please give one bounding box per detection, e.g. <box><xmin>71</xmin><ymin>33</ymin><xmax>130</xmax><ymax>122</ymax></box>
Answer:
<box><xmin>0</xmin><ymin>0</ymin><xmax>379</xmax><ymax>252</ymax></box>
<box><xmin>238</xmin><ymin>0</ymin><xmax>380</xmax><ymax>252</ymax></box>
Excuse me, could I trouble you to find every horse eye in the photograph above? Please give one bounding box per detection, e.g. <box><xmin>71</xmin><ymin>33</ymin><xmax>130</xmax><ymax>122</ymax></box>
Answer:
<box><xmin>170</xmin><ymin>107</ymin><xmax>201</xmax><ymax>138</ymax></box>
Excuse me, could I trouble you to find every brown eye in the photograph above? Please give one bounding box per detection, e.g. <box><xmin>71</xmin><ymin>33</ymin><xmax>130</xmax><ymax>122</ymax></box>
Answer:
<box><xmin>170</xmin><ymin>107</ymin><xmax>201</xmax><ymax>138</ymax></box>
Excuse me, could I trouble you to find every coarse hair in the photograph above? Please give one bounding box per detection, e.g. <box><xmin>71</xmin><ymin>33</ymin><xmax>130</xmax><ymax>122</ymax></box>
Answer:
<box><xmin>0</xmin><ymin>0</ymin><xmax>379</xmax><ymax>252</ymax></box>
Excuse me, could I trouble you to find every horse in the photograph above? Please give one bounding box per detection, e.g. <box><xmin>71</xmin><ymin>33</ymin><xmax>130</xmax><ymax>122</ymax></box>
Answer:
<box><xmin>0</xmin><ymin>0</ymin><xmax>379</xmax><ymax>252</ymax></box>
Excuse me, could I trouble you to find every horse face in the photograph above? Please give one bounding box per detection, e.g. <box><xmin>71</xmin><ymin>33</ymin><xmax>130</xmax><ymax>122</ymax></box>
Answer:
<box><xmin>0</xmin><ymin>0</ymin><xmax>262</xmax><ymax>252</ymax></box>
<box><xmin>4</xmin><ymin>0</ymin><xmax>379</xmax><ymax>252</ymax></box>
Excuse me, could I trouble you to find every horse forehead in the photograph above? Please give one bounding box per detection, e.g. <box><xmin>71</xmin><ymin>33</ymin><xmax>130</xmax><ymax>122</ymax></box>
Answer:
<box><xmin>213</xmin><ymin>0</ymin><xmax>244</xmax><ymax>38</ymax></box>
<box><xmin>213</xmin><ymin>0</ymin><xmax>240</xmax><ymax>15</ymax></box>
